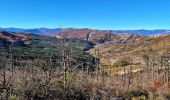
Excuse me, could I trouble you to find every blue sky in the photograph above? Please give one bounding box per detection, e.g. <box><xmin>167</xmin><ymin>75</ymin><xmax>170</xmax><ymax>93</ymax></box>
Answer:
<box><xmin>0</xmin><ymin>0</ymin><xmax>170</xmax><ymax>29</ymax></box>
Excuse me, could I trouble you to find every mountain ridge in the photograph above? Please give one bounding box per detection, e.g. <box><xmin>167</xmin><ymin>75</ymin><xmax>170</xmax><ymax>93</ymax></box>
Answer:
<box><xmin>0</xmin><ymin>27</ymin><xmax>61</xmax><ymax>35</ymax></box>
<box><xmin>1</xmin><ymin>27</ymin><xmax>170</xmax><ymax>35</ymax></box>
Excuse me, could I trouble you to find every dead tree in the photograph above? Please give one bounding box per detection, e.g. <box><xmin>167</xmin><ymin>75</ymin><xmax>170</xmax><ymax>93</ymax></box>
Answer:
<box><xmin>128</xmin><ymin>57</ymin><xmax>132</xmax><ymax>91</ymax></box>
<box><xmin>94</xmin><ymin>48</ymin><xmax>100</xmax><ymax>100</ymax></box>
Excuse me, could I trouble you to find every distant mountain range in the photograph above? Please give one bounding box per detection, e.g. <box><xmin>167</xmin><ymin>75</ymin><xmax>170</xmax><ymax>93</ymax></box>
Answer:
<box><xmin>1</xmin><ymin>28</ymin><xmax>170</xmax><ymax>48</ymax></box>
<box><xmin>0</xmin><ymin>27</ymin><xmax>170</xmax><ymax>35</ymax></box>
<box><xmin>0</xmin><ymin>27</ymin><xmax>62</xmax><ymax>35</ymax></box>
<box><xmin>111</xmin><ymin>29</ymin><xmax>170</xmax><ymax>35</ymax></box>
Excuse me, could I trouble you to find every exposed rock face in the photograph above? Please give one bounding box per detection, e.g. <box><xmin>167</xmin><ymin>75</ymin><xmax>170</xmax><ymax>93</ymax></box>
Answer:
<box><xmin>56</xmin><ymin>28</ymin><xmax>148</xmax><ymax>44</ymax></box>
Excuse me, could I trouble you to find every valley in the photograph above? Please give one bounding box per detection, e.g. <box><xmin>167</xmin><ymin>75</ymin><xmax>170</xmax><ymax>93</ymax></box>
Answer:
<box><xmin>1</xmin><ymin>0</ymin><xmax>170</xmax><ymax>99</ymax></box>
<box><xmin>0</xmin><ymin>29</ymin><xmax>170</xmax><ymax>100</ymax></box>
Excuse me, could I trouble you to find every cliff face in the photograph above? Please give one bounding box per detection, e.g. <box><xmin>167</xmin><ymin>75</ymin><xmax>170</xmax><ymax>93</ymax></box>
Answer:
<box><xmin>56</xmin><ymin>28</ymin><xmax>148</xmax><ymax>44</ymax></box>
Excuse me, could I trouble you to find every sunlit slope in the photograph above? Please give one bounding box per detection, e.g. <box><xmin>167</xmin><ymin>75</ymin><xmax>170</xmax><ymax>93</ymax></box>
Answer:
<box><xmin>90</xmin><ymin>34</ymin><xmax>170</xmax><ymax>66</ymax></box>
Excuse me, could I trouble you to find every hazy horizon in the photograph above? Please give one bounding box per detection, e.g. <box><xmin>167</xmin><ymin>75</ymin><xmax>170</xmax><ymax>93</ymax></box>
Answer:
<box><xmin>1</xmin><ymin>27</ymin><xmax>170</xmax><ymax>31</ymax></box>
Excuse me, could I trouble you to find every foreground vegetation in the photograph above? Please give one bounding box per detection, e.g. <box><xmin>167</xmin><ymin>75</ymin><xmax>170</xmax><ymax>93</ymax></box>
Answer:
<box><xmin>0</xmin><ymin>33</ymin><xmax>170</xmax><ymax>100</ymax></box>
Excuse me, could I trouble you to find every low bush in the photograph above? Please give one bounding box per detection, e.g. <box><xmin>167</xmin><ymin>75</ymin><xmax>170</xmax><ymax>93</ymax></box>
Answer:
<box><xmin>112</xmin><ymin>59</ymin><xmax>129</xmax><ymax>67</ymax></box>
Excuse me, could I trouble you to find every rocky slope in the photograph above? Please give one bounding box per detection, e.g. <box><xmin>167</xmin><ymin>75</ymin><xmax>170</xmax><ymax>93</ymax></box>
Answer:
<box><xmin>56</xmin><ymin>28</ymin><xmax>148</xmax><ymax>44</ymax></box>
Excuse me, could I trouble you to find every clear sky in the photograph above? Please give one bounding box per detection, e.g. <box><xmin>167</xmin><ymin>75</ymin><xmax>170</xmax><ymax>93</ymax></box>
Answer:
<box><xmin>0</xmin><ymin>0</ymin><xmax>170</xmax><ymax>29</ymax></box>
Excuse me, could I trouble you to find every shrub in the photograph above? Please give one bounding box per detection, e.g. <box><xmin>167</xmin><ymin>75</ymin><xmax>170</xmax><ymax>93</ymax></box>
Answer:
<box><xmin>164</xmin><ymin>89</ymin><xmax>170</xmax><ymax>99</ymax></box>
<box><xmin>8</xmin><ymin>95</ymin><xmax>19</xmax><ymax>100</ymax></box>
<box><xmin>125</xmin><ymin>88</ymin><xmax>149</xmax><ymax>100</ymax></box>
<box><xmin>112</xmin><ymin>59</ymin><xmax>129</xmax><ymax>67</ymax></box>
<box><xmin>154</xmin><ymin>96</ymin><xmax>164</xmax><ymax>100</ymax></box>
<box><xmin>131</xmin><ymin>95</ymin><xmax>146</xmax><ymax>100</ymax></box>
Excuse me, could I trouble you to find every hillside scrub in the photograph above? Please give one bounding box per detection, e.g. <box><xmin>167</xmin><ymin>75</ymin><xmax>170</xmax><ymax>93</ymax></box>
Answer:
<box><xmin>0</xmin><ymin>46</ymin><xmax>169</xmax><ymax>100</ymax></box>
